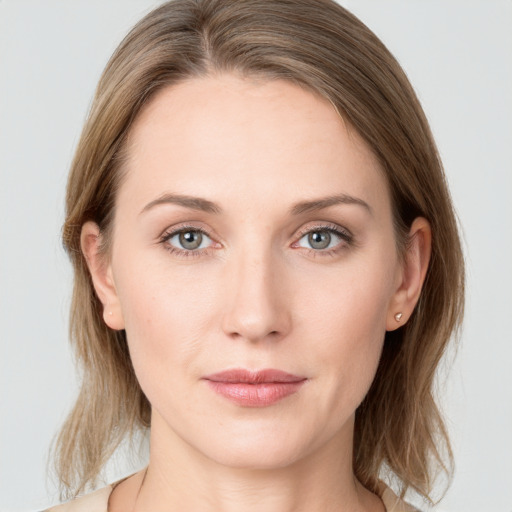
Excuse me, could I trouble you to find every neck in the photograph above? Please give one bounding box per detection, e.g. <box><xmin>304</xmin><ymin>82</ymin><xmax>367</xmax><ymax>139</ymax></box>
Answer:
<box><xmin>128</xmin><ymin>411</ymin><xmax>383</xmax><ymax>512</ymax></box>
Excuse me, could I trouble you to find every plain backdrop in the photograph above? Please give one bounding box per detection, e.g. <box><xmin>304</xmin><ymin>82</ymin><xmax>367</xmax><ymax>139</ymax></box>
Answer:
<box><xmin>1</xmin><ymin>1</ymin><xmax>511</xmax><ymax>511</ymax></box>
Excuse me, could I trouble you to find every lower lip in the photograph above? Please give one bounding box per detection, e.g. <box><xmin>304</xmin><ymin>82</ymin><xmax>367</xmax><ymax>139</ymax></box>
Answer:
<box><xmin>205</xmin><ymin>381</ymin><xmax>305</xmax><ymax>407</ymax></box>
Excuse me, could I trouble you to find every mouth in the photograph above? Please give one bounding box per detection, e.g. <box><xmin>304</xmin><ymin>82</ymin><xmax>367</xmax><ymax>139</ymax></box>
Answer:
<box><xmin>202</xmin><ymin>369</ymin><xmax>307</xmax><ymax>407</ymax></box>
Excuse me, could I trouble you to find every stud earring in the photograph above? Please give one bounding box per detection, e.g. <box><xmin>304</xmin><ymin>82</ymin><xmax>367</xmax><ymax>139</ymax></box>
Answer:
<box><xmin>394</xmin><ymin>312</ymin><xmax>403</xmax><ymax>322</ymax></box>
<box><xmin>108</xmin><ymin>311</ymin><xmax>113</xmax><ymax>316</ymax></box>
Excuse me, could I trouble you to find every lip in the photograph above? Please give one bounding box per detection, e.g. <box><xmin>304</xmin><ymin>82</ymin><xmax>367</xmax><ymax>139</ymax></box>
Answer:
<box><xmin>202</xmin><ymin>369</ymin><xmax>307</xmax><ymax>407</ymax></box>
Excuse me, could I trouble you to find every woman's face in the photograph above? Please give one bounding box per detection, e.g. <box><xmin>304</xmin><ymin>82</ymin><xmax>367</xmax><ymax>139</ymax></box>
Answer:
<box><xmin>98</xmin><ymin>74</ymin><xmax>405</xmax><ymax>468</ymax></box>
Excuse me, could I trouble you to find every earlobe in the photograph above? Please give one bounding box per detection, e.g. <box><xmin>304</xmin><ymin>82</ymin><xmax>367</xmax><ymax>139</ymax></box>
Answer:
<box><xmin>80</xmin><ymin>221</ymin><xmax>125</xmax><ymax>330</ymax></box>
<box><xmin>386</xmin><ymin>217</ymin><xmax>432</xmax><ymax>331</ymax></box>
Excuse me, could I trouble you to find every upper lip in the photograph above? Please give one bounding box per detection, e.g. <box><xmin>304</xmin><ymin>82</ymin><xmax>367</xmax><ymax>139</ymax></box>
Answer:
<box><xmin>203</xmin><ymin>369</ymin><xmax>306</xmax><ymax>383</ymax></box>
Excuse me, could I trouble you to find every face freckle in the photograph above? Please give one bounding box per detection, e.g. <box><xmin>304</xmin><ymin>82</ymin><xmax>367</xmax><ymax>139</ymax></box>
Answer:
<box><xmin>109</xmin><ymin>73</ymin><xmax>402</xmax><ymax>470</ymax></box>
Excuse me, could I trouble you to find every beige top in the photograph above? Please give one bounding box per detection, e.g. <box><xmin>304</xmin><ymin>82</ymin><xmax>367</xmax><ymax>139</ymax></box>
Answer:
<box><xmin>46</xmin><ymin>478</ymin><xmax>418</xmax><ymax>512</ymax></box>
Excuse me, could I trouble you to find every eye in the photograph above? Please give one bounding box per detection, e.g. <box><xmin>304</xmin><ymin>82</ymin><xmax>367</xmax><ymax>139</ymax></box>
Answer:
<box><xmin>164</xmin><ymin>228</ymin><xmax>213</xmax><ymax>251</ymax></box>
<box><xmin>300</xmin><ymin>230</ymin><xmax>335</xmax><ymax>250</ymax></box>
<box><xmin>295</xmin><ymin>226</ymin><xmax>352</xmax><ymax>252</ymax></box>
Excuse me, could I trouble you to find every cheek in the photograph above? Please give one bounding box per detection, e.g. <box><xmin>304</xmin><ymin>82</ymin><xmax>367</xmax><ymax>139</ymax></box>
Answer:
<box><xmin>294</xmin><ymin>250</ymin><xmax>394</xmax><ymax>340</ymax></box>
<box><xmin>114</xmin><ymin>258</ymin><xmax>220</xmax><ymax>390</ymax></box>
<box><xmin>292</xmin><ymin>254</ymin><xmax>395</xmax><ymax>403</ymax></box>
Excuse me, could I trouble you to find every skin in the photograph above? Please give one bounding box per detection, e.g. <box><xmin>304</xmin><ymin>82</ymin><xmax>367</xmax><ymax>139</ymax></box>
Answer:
<box><xmin>82</xmin><ymin>74</ymin><xmax>431</xmax><ymax>512</ymax></box>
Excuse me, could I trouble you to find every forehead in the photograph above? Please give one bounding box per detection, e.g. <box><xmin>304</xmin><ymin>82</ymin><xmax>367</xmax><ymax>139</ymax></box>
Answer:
<box><xmin>120</xmin><ymin>74</ymin><xmax>390</xmax><ymax>217</ymax></box>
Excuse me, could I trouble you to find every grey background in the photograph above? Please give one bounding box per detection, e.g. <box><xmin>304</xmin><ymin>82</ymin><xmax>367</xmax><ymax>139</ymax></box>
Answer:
<box><xmin>1</xmin><ymin>1</ymin><xmax>511</xmax><ymax>511</ymax></box>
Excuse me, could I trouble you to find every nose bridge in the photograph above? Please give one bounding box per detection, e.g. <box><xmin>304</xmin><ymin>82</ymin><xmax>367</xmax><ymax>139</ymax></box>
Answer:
<box><xmin>221</xmin><ymin>241</ymin><xmax>290</xmax><ymax>342</ymax></box>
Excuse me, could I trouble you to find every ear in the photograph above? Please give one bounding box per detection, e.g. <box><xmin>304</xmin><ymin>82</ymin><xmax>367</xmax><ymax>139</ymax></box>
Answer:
<box><xmin>386</xmin><ymin>217</ymin><xmax>432</xmax><ymax>331</ymax></box>
<box><xmin>81</xmin><ymin>221</ymin><xmax>125</xmax><ymax>330</ymax></box>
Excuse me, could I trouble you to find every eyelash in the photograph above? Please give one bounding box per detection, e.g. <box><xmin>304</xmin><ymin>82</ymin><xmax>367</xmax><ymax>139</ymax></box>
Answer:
<box><xmin>293</xmin><ymin>223</ymin><xmax>353</xmax><ymax>258</ymax></box>
<box><xmin>158</xmin><ymin>223</ymin><xmax>353</xmax><ymax>259</ymax></box>
<box><xmin>159</xmin><ymin>224</ymin><xmax>215</xmax><ymax>259</ymax></box>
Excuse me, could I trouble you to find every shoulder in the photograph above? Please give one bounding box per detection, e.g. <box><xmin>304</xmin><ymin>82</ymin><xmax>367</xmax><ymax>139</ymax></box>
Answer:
<box><xmin>377</xmin><ymin>482</ymin><xmax>420</xmax><ymax>512</ymax></box>
<box><xmin>43</xmin><ymin>485</ymin><xmax>113</xmax><ymax>512</ymax></box>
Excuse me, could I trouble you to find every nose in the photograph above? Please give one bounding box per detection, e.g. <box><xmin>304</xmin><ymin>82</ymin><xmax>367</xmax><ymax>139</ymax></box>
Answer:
<box><xmin>221</xmin><ymin>248</ymin><xmax>292</xmax><ymax>343</ymax></box>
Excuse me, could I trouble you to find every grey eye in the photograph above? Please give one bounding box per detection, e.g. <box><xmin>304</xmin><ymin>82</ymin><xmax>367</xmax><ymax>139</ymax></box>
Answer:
<box><xmin>179</xmin><ymin>231</ymin><xmax>203</xmax><ymax>250</ymax></box>
<box><xmin>297</xmin><ymin>229</ymin><xmax>344</xmax><ymax>251</ymax></box>
<box><xmin>167</xmin><ymin>229</ymin><xmax>212</xmax><ymax>251</ymax></box>
<box><xmin>307</xmin><ymin>231</ymin><xmax>331</xmax><ymax>250</ymax></box>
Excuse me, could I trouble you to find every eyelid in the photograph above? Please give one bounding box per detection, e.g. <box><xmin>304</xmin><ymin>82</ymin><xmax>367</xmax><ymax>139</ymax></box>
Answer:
<box><xmin>294</xmin><ymin>222</ymin><xmax>353</xmax><ymax>242</ymax></box>
<box><xmin>159</xmin><ymin>222</ymin><xmax>217</xmax><ymax>242</ymax></box>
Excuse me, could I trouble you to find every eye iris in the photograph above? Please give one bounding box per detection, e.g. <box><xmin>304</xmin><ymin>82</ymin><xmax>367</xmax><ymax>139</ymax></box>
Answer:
<box><xmin>308</xmin><ymin>230</ymin><xmax>331</xmax><ymax>250</ymax></box>
<box><xmin>179</xmin><ymin>231</ymin><xmax>202</xmax><ymax>250</ymax></box>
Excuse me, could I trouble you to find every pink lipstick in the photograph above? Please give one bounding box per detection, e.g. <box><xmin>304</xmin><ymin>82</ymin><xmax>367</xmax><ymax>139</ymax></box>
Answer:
<box><xmin>203</xmin><ymin>369</ymin><xmax>306</xmax><ymax>407</ymax></box>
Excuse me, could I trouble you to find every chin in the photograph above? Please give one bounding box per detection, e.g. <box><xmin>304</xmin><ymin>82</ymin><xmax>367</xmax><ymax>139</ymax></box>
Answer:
<box><xmin>204</xmin><ymin>438</ymin><xmax>307</xmax><ymax>470</ymax></box>
<box><xmin>191</xmin><ymin>418</ymin><xmax>325</xmax><ymax>471</ymax></box>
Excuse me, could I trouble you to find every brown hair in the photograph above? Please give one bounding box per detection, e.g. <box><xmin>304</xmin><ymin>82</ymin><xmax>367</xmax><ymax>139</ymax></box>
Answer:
<box><xmin>56</xmin><ymin>0</ymin><xmax>464</xmax><ymax>503</ymax></box>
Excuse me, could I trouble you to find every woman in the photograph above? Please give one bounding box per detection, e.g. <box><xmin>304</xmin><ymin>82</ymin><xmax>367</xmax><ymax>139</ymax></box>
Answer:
<box><xmin>46</xmin><ymin>0</ymin><xmax>464</xmax><ymax>510</ymax></box>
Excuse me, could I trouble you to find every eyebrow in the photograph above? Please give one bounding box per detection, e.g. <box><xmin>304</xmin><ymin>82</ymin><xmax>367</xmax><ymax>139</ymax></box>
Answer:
<box><xmin>289</xmin><ymin>193</ymin><xmax>373</xmax><ymax>216</ymax></box>
<box><xmin>140</xmin><ymin>193</ymin><xmax>222</xmax><ymax>215</ymax></box>
<box><xmin>140</xmin><ymin>192</ymin><xmax>372</xmax><ymax>216</ymax></box>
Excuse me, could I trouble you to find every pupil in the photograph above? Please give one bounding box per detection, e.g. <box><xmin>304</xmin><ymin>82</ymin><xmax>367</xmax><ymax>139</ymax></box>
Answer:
<box><xmin>309</xmin><ymin>231</ymin><xmax>330</xmax><ymax>250</ymax></box>
<box><xmin>179</xmin><ymin>231</ymin><xmax>202</xmax><ymax>250</ymax></box>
